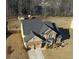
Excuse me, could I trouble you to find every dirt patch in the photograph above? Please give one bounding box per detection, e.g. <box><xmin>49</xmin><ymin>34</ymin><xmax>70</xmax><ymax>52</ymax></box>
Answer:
<box><xmin>6</xmin><ymin>33</ymin><xmax>29</xmax><ymax>59</ymax></box>
<box><xmin>43</xmin><ymin>38</ymin><xmax>72</xmax><ymax>59</ymax></box>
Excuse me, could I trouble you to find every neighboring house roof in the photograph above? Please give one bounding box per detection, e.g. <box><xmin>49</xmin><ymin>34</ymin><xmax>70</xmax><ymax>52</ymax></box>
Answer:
<box><xmin>21</xmin><ymin>19</ymin><xmax>56</xmax><ymax>42</ymax></box>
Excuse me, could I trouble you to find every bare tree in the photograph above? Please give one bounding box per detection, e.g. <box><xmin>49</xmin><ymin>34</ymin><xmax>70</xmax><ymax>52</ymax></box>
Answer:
<box><xmin>7</xmin><ymin>0</ymin><xmax>73</xmax><ymax>17</ymax></box>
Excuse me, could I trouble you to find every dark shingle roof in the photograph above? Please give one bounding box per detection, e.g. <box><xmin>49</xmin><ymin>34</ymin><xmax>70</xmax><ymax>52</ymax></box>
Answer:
<box><xmin>21</xmin><ymin>19</ymin><xmax>54</xmax><ymax>42</ymax></box>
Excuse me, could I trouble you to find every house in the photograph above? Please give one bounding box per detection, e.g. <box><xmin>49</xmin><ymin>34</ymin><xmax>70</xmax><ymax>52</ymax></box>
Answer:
<box><xmin>20</xmin><ymin>18</ymin><xmax>62</xmax><ymax>49</ymax></box>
